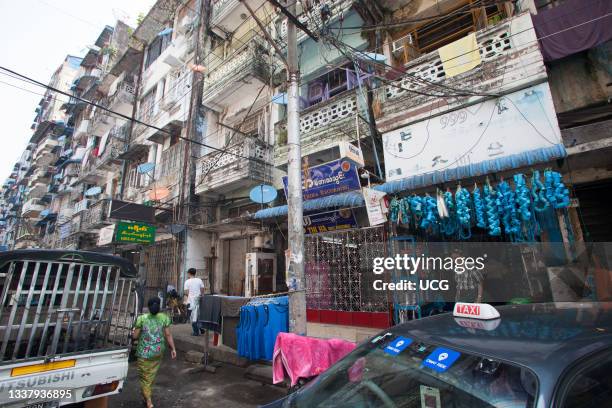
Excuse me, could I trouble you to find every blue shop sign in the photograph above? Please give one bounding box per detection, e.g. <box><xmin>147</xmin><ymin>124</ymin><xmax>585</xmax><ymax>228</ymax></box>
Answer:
<box><xmin>283</xmin><ymin>159</ymin><xmax>361</xmax><ymax>200</ymax></box>
<box><xmin>304</xmin><ymin>209</ymin><xmax>358</xmax><ymax>235</ymax></box>
<box><xmin>422</xmin><ymin>347</ymin><xmax>461</xmax><ymax>373</ymax></box>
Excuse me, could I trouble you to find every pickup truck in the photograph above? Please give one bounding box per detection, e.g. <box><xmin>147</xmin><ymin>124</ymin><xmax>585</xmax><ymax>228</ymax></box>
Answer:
<box><xmin>0</xmin><ymin>250</ymin><xmax>138</xmax><ymax>407</ymax></box>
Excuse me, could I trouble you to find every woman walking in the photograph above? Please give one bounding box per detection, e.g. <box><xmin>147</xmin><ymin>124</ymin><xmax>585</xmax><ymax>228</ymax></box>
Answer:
<box><xmin>133</xmin><ymin>297</ymin><xmax>177</xmax><ymax>408</ymax></box>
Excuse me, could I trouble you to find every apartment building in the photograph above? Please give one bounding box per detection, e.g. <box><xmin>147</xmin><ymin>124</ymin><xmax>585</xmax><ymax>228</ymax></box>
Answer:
<box><xmin>2</xmin><ymin>0</ymin><xmax>610</xmax><ymax>341</ymax></box>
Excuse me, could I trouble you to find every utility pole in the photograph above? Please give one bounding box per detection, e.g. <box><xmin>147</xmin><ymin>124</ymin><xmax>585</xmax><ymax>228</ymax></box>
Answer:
<box><xmin>253</xmin><ymin>0</ymin><xmax>317</xmax><ymax>334</ymax></box>
<box><xmin>285</xmin><ymin>0</ymin><xmax>306</xmax><ymax>335</ymax></box>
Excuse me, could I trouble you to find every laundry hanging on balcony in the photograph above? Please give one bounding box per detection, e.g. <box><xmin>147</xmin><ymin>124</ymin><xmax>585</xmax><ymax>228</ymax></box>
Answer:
<box><xmin>438</xmin><ymin>32</ymin><xmax>481</xmax><ymax>78</ymax></box>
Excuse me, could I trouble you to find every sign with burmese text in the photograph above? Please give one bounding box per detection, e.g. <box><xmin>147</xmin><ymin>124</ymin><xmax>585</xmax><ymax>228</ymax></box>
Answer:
<box><xmin>115</xmin><ymin>221</ymin><xmax>156</xmax><ymax>245</ymax></box>
<box><xmin>282</xmin><ymin>159</ymin><xmax>361</xmax><ymax>201</ymax></box>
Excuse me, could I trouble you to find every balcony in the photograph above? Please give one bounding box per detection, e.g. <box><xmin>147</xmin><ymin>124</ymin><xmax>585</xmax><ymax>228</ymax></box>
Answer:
<box><xmin>81</xmin><ymin>199</ymin><xmax>110</xmax><ymax>230</ymax></box>
<box><xmin>195</xmin><ymin>138</ymin><xmax>271</xmax><ymax>195</ymax></box>
<box><xmin>34</xmin><ymin>138</ymin><xmax>58</xmax><ymax>157</ymax></box>
<box><xmin>28</xmin><ymin>182</ymin><xmax>48</xmax><ymax>199</ymax></box>
<box><xmin>90</xmin><ymin>107</ymin><xmax>114</xmax><ymax>136</ymax></box>
<box><xmin>278</xmin><ymin>0</ymin><xmax>353</xmax><ymax>45</ymax></box>
<box><xmin>211</xmin><ymin>0</ymin><xmax>266</xmax><ymax>35</ymax></box>
<box><xmin>21</xmin><ymin>198</ymin><xmax>46</xmax><ymax>219</ymax></box>
<box><xmin>273</xmin><ymin>90</ymin><xmax>367</xmax><ymax>166</ymax></box>
<box><xmin>98</xmin><ymin>129</ymin><xmax>127</xmax><ymax>170</ymax></box>
<box><xmin>376</xmin><ymin>12</ymin><xmax>545</xmax><ymax>133</ymax></box>
<box><xmin>74</xmin><ymin>119</ymin><xmax>90</xmax><ymax>141</ymax></box>
<box><xmin>28</xmin><ymin>167</ymin><xmax>52</xmax><ymax>186</ymax></box>
<box><xmin>107</xmin><ymin>81</ymin><xmax>136</xmax><ymax>116</ymax></box>
<box><xmin>201</xmin><ymin>37</ymin><xmax>271</xmax><ymax>108</ymax></box>
<box><xmin>57</xmin><ymin>207</ymin><xmax>74</xmax><ymax>223</ymax></box>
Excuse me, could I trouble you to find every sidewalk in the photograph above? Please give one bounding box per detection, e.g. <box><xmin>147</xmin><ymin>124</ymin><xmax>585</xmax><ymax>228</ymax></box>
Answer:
<box><xmin>171</xmin><ymin>323</ymin><xmax>253</xmax><ymax>368</ymax></box>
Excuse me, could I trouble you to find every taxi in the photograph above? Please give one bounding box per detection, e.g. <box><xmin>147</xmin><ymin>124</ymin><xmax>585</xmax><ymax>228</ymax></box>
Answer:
<box><xmin>263</xmin><ymin>302</ymin><xmax>612</xmax><ymax>408</ymax></box>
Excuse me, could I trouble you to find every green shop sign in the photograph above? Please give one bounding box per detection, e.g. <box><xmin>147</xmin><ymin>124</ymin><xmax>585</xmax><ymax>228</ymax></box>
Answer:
<box><xmin>115</xmin><ymin>222</ymin><xmax>156</xmax><ymax>244</ymax></box>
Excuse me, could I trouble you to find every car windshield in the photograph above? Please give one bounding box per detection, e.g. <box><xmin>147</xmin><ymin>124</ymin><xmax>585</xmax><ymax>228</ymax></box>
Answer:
<box><xmin>284</xmin><ymin>335</ymin><xmax>538</xmax><ymax>408</ymax></box>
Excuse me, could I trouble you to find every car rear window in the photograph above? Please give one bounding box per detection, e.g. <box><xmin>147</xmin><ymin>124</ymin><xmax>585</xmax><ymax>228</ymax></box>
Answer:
<box><xmin>286</xmin><ymin>336</ymin><xmax>538</xmax><ymax>408</ymax></box>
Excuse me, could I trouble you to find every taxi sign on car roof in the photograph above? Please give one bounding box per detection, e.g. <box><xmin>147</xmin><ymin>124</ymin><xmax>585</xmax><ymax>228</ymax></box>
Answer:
<box><xmin>453</xmin><ymin>302</ymin><xmax>500</xmax><ymax>320</ymax></box>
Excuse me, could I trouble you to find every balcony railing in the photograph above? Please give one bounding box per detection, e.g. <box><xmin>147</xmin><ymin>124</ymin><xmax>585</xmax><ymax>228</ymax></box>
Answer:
<box><xmin>81</xmin><ymin>199</ymin><xmax>110</xmax><ymax>230</ymax></box>
<box><xmin>107</xmin><ymin>81</ymin><xmax>136</xmax><ymax>115</ymax></box>
<box><xmin>202</xmin><ymin>36</ymin><xmax>271</xmax><ymax>105</ymax></box>
<box><xmin>377</xmin><ymin>12</ymin><xmax>544</xmax><ymax>133</ymax></box>
<box><xmin>273</xmin><ymin>90</ymin><xmax>361</xmax><ymax>165</ymax></box>
<box><xmin>98</xmin><ymin>135</ymin><xmax>126</xmax><ymax>168</ymax></box>
<box><xmin>195</xmin><ymin>138</ymin><xmax>271</xmax><ymax>194</ymax></box>
<box><xmin>21</xmin><ymin>198</ymin><xmax>46</xmax><ymax>218</ymax></box>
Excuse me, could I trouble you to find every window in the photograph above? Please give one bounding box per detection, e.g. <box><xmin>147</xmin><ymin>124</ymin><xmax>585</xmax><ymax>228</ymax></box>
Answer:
<box><xmin>391</xmin><ymin>1</ymin><xmax>510</xmax><ymax>65</ymax></box>
<box><xmin>145</xmin><ymin>30</ymin><xmax>172</xmax><ymax>69</ymax></box>
<box><xmin>139</xmin><ymin>87</ymin><xmax>157</xmax><ymax>122</ymax></box>
<box><xmin>302</xmin><ymin>64</ymin><xmax>368</xmax><ymax>109</ymax></box>
<box><xmin>559</xmin><ymin>348</ymin><xmax>612</xmax><ymax>407</ymax></box>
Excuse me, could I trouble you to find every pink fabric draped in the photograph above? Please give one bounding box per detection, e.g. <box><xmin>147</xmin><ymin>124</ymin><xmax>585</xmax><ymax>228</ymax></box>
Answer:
<box><xmin>272</xmin><ymin>332</ymin><xmax>356</xmax><ymax>386</ymax></box>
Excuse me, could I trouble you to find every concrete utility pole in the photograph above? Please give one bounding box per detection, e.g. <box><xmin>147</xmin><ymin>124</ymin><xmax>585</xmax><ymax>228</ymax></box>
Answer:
<box><xmin>285</xmin><ymin>1</ymin><xmax>306</xmax><ymax>335</ymax></box>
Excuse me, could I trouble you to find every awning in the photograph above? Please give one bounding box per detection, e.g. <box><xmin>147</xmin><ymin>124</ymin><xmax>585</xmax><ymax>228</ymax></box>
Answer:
<box><xmin>253</xmin><ymin>144</ymin><xmax>567</xmax><ymax>219</ymax></box>
<box><xmin>533</xmin><ymin>0</ymin><xmax>612</xmax><ymax>61</ymax></box>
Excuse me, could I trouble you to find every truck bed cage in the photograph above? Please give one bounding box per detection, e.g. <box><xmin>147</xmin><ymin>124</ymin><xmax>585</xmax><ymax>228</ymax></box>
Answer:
<box><xmin>0</xmin><ymin>250</ymin><xmax>138</xmax><ymax>364</ymax></box>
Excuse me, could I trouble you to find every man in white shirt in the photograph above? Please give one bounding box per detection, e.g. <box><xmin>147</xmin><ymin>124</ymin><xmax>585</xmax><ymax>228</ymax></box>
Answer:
<box><xmin>183</xmin><ymin>268</ymin><xmax>205</xmax><ymax>336</ymax></box>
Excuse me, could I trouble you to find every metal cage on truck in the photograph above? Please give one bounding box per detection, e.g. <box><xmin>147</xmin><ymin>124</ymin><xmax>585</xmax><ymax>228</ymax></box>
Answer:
<box><xmin>0</xmin><ymin>250</ymin><xmax>139</xmax><ymax>364</ymax></box>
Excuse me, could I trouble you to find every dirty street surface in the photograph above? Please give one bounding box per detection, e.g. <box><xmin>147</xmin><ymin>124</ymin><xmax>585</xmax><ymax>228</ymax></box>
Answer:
<box><xmin>110</xmin><ymin>352</ymin><xmax>286</xmax><ymax>408</ymax></box>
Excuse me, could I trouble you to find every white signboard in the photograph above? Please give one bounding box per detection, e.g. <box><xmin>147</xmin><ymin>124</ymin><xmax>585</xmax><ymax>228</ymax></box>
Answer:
<box><xmin>363</xmin><ymin>187</ymin><xmax>387</xmax><ymax>226</ymax></box>
<box><xmin>382</xmin><ymin>82</ymin><xmax>562</xmax><ymax>182</ymax></box>
<box><xmin>339</xmin><ymin>141</ymin><xmax>364</xmax><ymax>167</ymax></box>
<box><xmin>98</xmin><ymin>224</ymin><xmax>116</xmax><ymax>246</ymax></box>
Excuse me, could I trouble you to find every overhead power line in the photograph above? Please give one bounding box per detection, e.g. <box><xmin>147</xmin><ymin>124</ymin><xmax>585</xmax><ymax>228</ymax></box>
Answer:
<box><xmin>0</xmin><ymin>65</ymin><xmax>266</xmax><ymax>165</ymax></box>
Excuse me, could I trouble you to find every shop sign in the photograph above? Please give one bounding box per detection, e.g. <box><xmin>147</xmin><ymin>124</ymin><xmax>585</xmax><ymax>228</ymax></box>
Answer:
<box><xmin>339</xmin><ymin>141</ymin><xmax>364</xmax><ymax>167</ymax></box>
<box><xmin>382</xmin><ymin>82</ymin><xmax>562</xmax><ymax>182</ymax></box>
<box><xmin>97</xmin><ymin>224</ymin><xmax>116</xmax><ymax>246</ymax></box>
<box><xmin>363</xmin><ymin>187</ymin><xmax>387</xmax><ymax>226</ymax></box>
<box><xmin>303</xmin><ymin>209</ymin><xmax>358</xmax><ymax>235</ymax></box>
<box><xmin>115</xmin><ymin>221</ymin><xmax>156</xmax><ymax>244</ymax></box>
<box><xmin>109</xmin><ymin>199</ymin><xmax>155</xmax><ymax>223</ymax></box>
<box><xmin>282</xmin><ymin>159</ymin><xmax>361</xmax><ymax>201</ymax></box>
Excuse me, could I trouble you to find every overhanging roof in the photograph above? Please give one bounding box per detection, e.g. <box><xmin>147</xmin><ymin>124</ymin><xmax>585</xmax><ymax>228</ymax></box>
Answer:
<box><xmin>254</xmin><ymin>145</ymin><xmax>567</xmax><ymax>219</ymax></box>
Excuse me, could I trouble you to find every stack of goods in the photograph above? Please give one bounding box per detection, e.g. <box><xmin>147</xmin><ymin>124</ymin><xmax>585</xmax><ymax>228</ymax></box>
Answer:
<box><xmin>236</xmin><ymin>295</ymin><xmax>288</xmax><ymax>360</ymax></box>
<box><xmin>388</xmin><ymin>170</ymin><xmax>571</xmax><ymax>242</ymax></box>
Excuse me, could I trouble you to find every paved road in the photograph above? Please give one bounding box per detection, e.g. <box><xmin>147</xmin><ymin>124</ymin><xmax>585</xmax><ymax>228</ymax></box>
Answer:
<box><xmin>109</xmin><ymin>353</ymin><xmax>286</xmax><ymax>408</ymax></box>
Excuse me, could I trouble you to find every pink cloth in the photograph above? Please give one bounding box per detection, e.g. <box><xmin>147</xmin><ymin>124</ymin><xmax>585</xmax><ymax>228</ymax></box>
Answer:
<box><xmin>272</xmin><ymin>332</ymin><xmax>356</xmax><ymax>386</ymax></box>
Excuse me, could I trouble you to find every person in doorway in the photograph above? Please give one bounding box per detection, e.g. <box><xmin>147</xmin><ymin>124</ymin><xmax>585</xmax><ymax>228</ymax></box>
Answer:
<box><xmin>183</xmin><ymin>268</ymin><xmax>205</xmax><ymax>336</ymax></box>
<box><xmin>132</xmin><ymin>297</ymin><xmax>176</xmax><ymax>408</ymax></box>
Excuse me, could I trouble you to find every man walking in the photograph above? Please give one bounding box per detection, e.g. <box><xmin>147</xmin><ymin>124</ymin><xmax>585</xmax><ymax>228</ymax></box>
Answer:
<box><xmin>184</xmin><ymin>268</ymin><xmax>205</xmax><ymax>336</ymax></box>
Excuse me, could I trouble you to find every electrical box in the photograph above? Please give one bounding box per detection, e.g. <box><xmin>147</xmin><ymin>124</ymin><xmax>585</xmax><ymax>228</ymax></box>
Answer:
<box><xmin>245</xmin><ymin>252</ymin><xmax>277</xmax><ymax>297</ymax></box>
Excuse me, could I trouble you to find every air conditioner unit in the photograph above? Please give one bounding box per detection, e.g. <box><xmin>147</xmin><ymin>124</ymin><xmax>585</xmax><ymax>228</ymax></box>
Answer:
<box><xmin>392</xmin><ymin>33</ymin><xmax>413</xmax><ymax>54</ymax></box>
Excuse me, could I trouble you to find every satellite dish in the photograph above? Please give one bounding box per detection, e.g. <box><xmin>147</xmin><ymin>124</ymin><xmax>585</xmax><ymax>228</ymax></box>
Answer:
<box><xmin>149</xmin><ymin>186</ymin><xmax>169</xmax><ymax>200</ymax></box>
<box><xmin>137</xmin><ymin>162</ymin><xmax>156</xmax><ymax>174</ymax></box>
<box><xmin>249</xmin><ymin>184</ymin><xmax>278</xmax><ymax>204</ymax></box>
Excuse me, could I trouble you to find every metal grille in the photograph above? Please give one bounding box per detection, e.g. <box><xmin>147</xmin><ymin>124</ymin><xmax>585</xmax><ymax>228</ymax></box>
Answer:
<box><xmin>0</xmin><ymin>259</ymin><xmax>137</xmax><ymax>363</ymax></box>
<box><xmin>305</xmin><ymin>226</ymin><xmax>390</xmax><ymax>312</ymax></box>
<box><xmin>143</xmin><ymin>239</ymin><xmax>183</xmax><ymax>301</ymax></box>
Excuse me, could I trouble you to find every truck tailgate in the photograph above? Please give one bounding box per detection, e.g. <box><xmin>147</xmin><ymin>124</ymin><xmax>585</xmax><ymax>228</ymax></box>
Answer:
<box><xmin>0</xmin><ymin>348</ymin><xmax>129</xmax><ymax>407</ymax></box>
